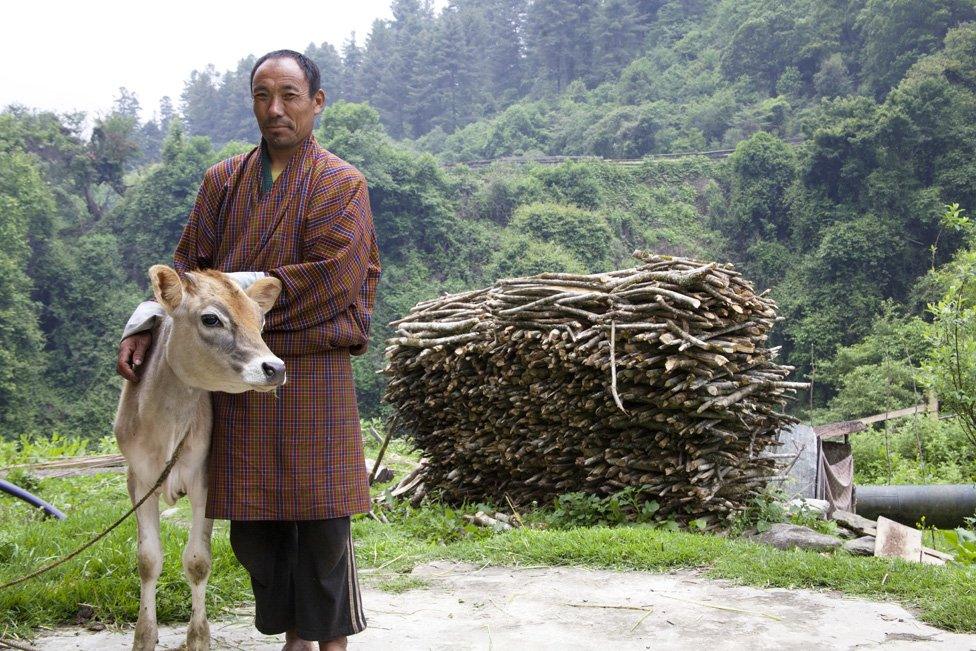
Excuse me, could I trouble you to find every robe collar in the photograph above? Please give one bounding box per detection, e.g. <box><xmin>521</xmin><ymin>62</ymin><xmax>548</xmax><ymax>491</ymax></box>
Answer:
<box><xmin>256</xmin><ymin>134</ymin><xmax>318</xmax><ymax>197</ymax></box>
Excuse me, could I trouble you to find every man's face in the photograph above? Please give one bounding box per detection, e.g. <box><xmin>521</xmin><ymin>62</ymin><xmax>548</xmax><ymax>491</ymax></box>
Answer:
<box><xmin>251</xmin><ymin>57</ymin><xmax>325</xmax><ymax>152</ymax></box>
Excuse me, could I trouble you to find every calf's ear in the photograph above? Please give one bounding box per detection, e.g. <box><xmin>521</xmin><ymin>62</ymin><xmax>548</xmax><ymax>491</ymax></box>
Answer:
<box><xmin>149</xmin><ymin>265</ymin><xmax>183</xmax><ymax>313</ymax></box>
<box><xmin>247</xmin><ymin>277</ymin><xmax>282</xmax><ymax>314</ymax></box>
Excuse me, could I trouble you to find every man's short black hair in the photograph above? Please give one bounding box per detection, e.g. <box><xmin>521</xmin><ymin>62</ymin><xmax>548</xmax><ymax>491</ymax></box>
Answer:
<box><xmin>250</xmin><ymin>50</ymin><xmax>321</xmax><ymax>97</ymax></box>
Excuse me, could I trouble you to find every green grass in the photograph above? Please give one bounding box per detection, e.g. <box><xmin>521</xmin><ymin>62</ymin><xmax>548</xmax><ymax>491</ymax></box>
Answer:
<box><xmin>1</xmin><ymin>431</ymin><xmax>974</xmax><ymax>640</ymax></box>
<box><xmin>0</xmin><ymin>473</ymin><xmax>251</xmax><ymax>638</ymax></box>
<box><xmin>372</xmin><ymin>576</ymin><xmax>430</xmax><ymax>594</ymax></box>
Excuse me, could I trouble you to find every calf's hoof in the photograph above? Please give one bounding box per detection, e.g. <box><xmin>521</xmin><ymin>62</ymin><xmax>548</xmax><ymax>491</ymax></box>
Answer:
<box><xmin>132</xmin><ymin>622</ymin><xmax>158</xmax><ymax>651</ymax></box>
<box><xmin>185</xmin><ymin>618</ymin><xmax>210</xmax><ymax>651</ymax></box>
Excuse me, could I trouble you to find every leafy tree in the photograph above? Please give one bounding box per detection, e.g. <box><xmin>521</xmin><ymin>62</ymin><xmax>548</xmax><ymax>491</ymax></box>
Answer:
<box><xmin>471</xmin><ymin>171</ymin><xmax>545</xmax><ymax>224</ymax></box>
<box><xmin>776</xmin><ymin>66</ymin><xmax>805</xmax><ymax>99</ymax></box>
<box><xmin>317</xmin><ymin>102</ymin><xmax>471</xmax><ymax>272</ymax></box>
<box><xmin>815</xmin><ymin>305</ymin><xmax>930</xmax><ymax>421</ymax></box>
<box><xmin>90</xmin><ymin>113</ymin><xmax>139</xmax><ymax>195</ymax></box>
<box><xmin>721</xmin><ymin>10</ymin><xmax>806</xmax><ymax>94</ymax></box>
<box><xmin>0</xmin><ymin>107</ymin><xmax>117</xmax><ymax>223</ymax></box>
<box><xmin>111</xmin><ymin>120</ymin><xmax>215</xmax><ymax>283</ymax></box>
<box><xmin>578</xmin><ymin>103</ymin><xmax>667</xmax><ymax>157</ymax></box>
<box><xmin>509</xmin><ymin>202</ymin><xmax>614</xmax><ymax>271</ymax></box>
<box><xmin>813</xmin><ymin>53</ymin><xmax>854</xmax><ymax>97</ymax></box>
<box><xmin>39</xmin><ymin>233</ymin><xmax>141</xmax><ymax>438</ymax></box>
<box><xmin>0</xmin><ymin>152</ymin><xmax>50</xmax><ymax>435</ymax></box>
<box><xmin>485</xmin><ymin>103</ymin><xmax>550</xmax><ymax>158</ymax></box>
<box><xmin>858</xmin><ymin>0</ymin><xmax>976</xmax><ymax>98</ymax></box>
<box><xmin>922</xmin><ymin>206</ymin><xmax>976</xmax><ymax>448</ymax></box>
<box><xmin>485</xmin><ymin>231</ymin><xmax>587</xmax><ymax>279</ymax></box>
<box><xmin>723</xmin><ymin>132</ymin><xmax>797</xmax><ymax>247</ymax></box>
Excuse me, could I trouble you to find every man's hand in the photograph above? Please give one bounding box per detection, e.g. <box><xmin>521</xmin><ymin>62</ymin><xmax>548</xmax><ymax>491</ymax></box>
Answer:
<box><xmin>117</xmin><ymin>332</ymin><xmax>153</xmax><ymax>383</ymax></box>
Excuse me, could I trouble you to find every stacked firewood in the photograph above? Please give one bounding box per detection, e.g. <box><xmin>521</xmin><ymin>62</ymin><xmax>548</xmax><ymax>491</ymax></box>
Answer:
<box><xmin>383</xmin><ymin>252</ymin><xmax>807</xmax><ymax>523</ymax></box>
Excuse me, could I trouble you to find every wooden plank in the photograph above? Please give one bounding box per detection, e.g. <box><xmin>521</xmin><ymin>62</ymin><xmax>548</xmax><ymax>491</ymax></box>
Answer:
<box><xmin>816</xmin><ymin>400</ymin><xmax>940</xmax><ymax>440</ymax></box>
<box><xmin>874</xmin><ymin>516</ymin><xmax>923</xmax><ymax>563</ymax></box>
<box><xmin>814</xmin><ymin>420</ymin><xmax>866</xmax><ymax>440</ymax></box>
<box><xmin>859</xmin><ymin>403</ymin><xmax>933</xmax><ymax>426</ymax></box>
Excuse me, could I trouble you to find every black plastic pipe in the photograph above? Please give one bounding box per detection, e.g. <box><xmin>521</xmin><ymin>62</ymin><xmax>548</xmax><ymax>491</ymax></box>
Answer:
<box><xmin>855</xmin><ymin>484</ymin><xmax>976</xmax><ymax>529</ymax></box>
<box><xmin>0</xmin><ymin>479</ymin><xmax>67</xmax><ymax>520</ymax></box>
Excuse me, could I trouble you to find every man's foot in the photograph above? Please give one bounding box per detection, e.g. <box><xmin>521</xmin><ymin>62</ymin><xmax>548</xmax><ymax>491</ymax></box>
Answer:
<box><xmin>281</xmin><ymin>630</ymin><xmax>348</xmax><ymax>651</ymax></box>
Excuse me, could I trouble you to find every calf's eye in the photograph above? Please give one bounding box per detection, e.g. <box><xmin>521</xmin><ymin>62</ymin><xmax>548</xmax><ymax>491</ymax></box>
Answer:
<box><xmin>201</xmin><ymin>314</ymin><xmax>221</xmax><ymax>328</ymax></box>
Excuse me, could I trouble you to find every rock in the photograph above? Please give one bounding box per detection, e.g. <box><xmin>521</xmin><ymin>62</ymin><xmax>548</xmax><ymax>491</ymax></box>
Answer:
<box><xmin>843</xmin><ymin>536</ymin><xmax>876</xmax><ymax>556</ymax></box>
<box><xmin>757</xmin><ymin>523</ymin><xmax>845</xmax><ymax>552</ymax></box>
<box><xmin>831</xmin><ymin>510</ymin><xmax>878</xmax><ymax>536</ymax></box>
<box><xmin>787</xmin><ymin>498</ymin><xmax>830</xmax><ymax>515</ymax></box>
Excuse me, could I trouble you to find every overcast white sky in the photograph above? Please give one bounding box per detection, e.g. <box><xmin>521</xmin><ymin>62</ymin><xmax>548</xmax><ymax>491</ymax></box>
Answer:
<box><xmin>2</xmin><ymin>0</ymin><xmax>443</xmax><ymax>121</ymax></box>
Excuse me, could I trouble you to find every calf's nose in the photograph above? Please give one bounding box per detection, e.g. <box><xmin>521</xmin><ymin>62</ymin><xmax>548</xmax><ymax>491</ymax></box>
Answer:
<box><xmin>262</xmin><ymin>360</ymin><xmax>286</xmax><ymax>384</ymax></box>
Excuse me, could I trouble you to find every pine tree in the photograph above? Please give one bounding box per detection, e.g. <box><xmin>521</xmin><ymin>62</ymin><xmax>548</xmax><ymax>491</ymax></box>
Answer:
<box><xmin>303</xmin><ymin>41</ymin><xmax>344</xmax><ymax>99</ymax></box>
<box><xmin>525</xmin><ymin>0</ymin><xmax>597</xmax><ymax>91</ymax></box>
<box><xmin>341</xmin><ymin>33</ymin><xmax>367</xmax><ymax>103</ymax></box>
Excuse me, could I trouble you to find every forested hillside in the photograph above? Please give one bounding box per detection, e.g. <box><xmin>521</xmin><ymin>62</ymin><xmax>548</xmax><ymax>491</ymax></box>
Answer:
<box><xmin>2</xmin><ymin>0</ymin><xmax>976</xmax><ymax>482</ymax></box>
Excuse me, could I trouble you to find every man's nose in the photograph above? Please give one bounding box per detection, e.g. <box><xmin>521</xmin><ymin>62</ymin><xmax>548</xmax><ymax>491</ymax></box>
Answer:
<box><xmin>268</xmin><ymin>96</ymin><xmax>284</xmax><ymax>116</ymax></box>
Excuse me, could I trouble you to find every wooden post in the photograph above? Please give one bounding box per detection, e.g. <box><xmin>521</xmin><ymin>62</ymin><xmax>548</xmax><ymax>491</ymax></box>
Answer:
<box><xmin>927</xmin><ymin>390</ymin><xmax>939</xmax><ymax>421</ymax></box>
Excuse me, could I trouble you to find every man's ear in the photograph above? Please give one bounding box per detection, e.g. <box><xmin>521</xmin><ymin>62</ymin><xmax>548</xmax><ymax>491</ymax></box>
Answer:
<box><xmin>247</xmin><ymin>276</ymin><xmax>282</xmax><ymax>314</ymax></box>
<box><xmin>314</xmin><ymin>88</ymin><xmax>326</xmax><ymax>115</ymax></box>
<box><xmin>149</xmin><ymin>265</ymin><xmax>183</xmax><ymax>313</ymax></box>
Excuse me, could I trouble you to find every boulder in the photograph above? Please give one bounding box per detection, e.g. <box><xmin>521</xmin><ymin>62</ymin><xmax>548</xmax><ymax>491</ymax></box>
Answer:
<box><xmin>757</xmin><ymin>523</ymin><xmax>845</xmax><ymax>552</ymax></box>
<box><xmin>831</xmin><ymin>510</ymin><xmax>878</xmax><ymax>537</ymax></box>
<box><xmin>842</xmin><ymin>536</ymin><xmax>876</xmax><ymax>556</ymax></box>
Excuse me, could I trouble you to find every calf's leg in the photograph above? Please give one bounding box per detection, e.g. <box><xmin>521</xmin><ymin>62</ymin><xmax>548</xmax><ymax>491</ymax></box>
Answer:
<box><xmin>183</xmin><ymin>477</ymin><xmax>213</xmax><ymax>651</ymax></box>
<box><xmin>129</xmin><ymin>473</ymin><xmax>162</xmax><ymax>651</ymax></box>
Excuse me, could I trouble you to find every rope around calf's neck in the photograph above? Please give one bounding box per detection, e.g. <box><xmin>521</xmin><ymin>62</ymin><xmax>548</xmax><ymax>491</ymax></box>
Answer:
<box><xmin>0</xmin><ymin>430</ymin><xmax>191</xmax><ymax>591</ymax></box>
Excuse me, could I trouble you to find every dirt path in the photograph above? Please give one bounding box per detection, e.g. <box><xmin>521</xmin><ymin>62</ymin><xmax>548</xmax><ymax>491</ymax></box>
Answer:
<box><xmin>35</xmin><ymin>562</ymin><xmax>976</xmax><ymax>650</ymax></box>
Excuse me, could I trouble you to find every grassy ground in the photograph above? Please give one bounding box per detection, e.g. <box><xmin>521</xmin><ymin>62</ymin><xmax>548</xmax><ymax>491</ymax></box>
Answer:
<box><xmin>0</xmin><ymin>431</ymin><xmax>974</xmax><ymax>640</ymax></box>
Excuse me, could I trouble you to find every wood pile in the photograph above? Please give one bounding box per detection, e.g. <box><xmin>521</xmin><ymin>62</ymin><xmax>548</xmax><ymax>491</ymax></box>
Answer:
<box><xmin>383</xmin><ymin>252</ymin><xmax>807</xmax><ymax>523</ymax></box>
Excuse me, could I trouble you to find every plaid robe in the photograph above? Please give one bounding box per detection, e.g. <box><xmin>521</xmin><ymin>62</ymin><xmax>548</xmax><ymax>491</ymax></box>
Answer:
<box><xmin>173</xmin><ymin>134</ymin><xmax>380</xmax><ymax>520</ymax></box>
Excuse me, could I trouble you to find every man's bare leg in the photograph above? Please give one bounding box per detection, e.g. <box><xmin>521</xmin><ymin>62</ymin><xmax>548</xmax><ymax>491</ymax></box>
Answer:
<box><xmin>320</xmin><ymin>636</ymin><xmax>348</xmax><ymax>651</ymax></box>
<box><xmin>281</xmin><ymin>630</ymin><xmax>347</xmax><ymax>651</ymax></box>
<box><xmin>282</xmin><ymin>629</ymin><xmax>314</xmax><ymax>651</ymax></box>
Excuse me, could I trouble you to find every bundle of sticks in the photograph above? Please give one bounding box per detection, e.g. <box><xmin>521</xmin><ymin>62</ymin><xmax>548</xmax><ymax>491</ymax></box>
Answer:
<box><xmin>383</xmin><ymin>252</ymin><xmax>807</xmax><ymax>523</ymax></box>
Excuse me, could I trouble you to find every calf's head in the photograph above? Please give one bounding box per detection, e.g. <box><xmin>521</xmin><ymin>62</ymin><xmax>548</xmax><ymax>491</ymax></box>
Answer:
<box><xmin>149</xmin><ymin>265</ymin><xmax>286</xmax><ymax>393</ymax></box>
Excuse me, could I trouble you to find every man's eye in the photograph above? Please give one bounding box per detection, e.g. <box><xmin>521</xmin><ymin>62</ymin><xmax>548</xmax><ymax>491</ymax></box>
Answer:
<box><xmin>201</xmin><ymin>314</ymin><xmax>221</xmax><ymax>327</ymax></box>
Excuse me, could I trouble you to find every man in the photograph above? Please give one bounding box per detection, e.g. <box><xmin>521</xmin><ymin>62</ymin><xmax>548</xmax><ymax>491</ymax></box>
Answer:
<box><xmin>117</xmin><ymin>50</ymin><xmax>381</xmax><ymax>651</ymax></box>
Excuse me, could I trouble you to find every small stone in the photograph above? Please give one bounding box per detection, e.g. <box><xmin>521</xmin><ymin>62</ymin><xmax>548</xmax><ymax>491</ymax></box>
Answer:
<box><xmin>831</xmin><ymin>510</ymin><xmax>878</xmax><ymax>536</ymax></box>
<box><xmin>842</xmin><ymin>536</ymin><xmax>876</xmax><ymax>556</ymax></box>
<box><xmin>757</xmin><ymin>523</ymin><xmax>844</xmax><ymax>552</ymax></box>
<box><xmin>787</xmin><ymin>498</ymin><xmax>830</xmax><ymax>515</ymax></box>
